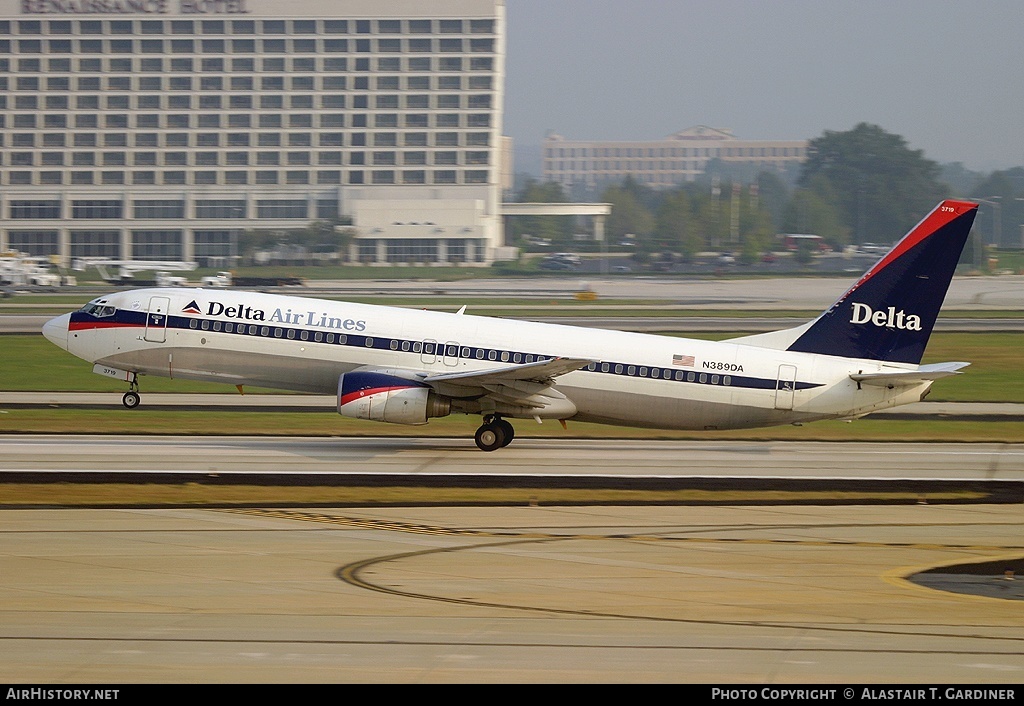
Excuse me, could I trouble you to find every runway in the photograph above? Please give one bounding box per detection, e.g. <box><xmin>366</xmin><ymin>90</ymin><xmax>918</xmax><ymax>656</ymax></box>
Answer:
<box><xmin>1</xmin><ymin>435</ymin><xmax>1023</xmax><ymax>482</ymax></box>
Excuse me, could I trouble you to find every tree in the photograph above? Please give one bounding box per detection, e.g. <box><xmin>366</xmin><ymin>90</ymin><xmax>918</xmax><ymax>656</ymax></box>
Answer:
<box><xmin>737</xmin><ymin>192</ymin><xmax>777</xmax><ymax>263</ymax></box>
<box><xmin>505</xmin><ymin>178</ymin><xmax>573</xmax><ymax>245</ymax></box>
<box><xmin>800</xmin><ymin>123</ymin><xmax>948</xmax><ymax>243</ymax></box>
<box><xmin>782</xmin><ymin>182</ymin><xmax>850</xmax><ymax>248</ymax></box>
<box><xmin>754</xmin><ymin>170</ymin><xmax>790</xmax><ymax>233</ymax></box>
<box><xmin>653</xmin><ymin>190</ymin><xmax>700</xmax><ymax>259</ymax></box>
<box><xmin>601</xmin><ymin>182</ymin><xmax>655</xmax><ymax>243</ymax></box>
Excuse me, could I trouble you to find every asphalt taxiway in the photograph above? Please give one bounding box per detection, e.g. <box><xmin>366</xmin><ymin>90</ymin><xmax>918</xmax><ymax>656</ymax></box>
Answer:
<box><xmin>1</xmin><ymin>503</ymin><xmax>1021</xmax><ymax>683</ymax></box>
<box><xmin>1</xmin><ymin>436</ymin><xmax>1022</xmax><ymax>683</ymax></box>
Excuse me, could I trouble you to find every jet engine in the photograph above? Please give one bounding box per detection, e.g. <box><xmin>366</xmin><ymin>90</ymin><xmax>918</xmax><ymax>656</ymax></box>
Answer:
<box><xmin>337</xmin><ymin>371</ymin><xmax>451</xmax><ymax>425</ymax></box>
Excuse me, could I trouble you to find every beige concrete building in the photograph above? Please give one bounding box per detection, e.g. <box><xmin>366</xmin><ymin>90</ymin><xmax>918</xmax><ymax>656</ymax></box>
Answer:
<box><xmin>543</xmin><ymin>126</ymin><xmax>807</xmax><ymax>192</ymax></box>
<box><xmin>0</xmin><ymin>0</ymin><xmax>507</xmax><ymax>266</ymax></box>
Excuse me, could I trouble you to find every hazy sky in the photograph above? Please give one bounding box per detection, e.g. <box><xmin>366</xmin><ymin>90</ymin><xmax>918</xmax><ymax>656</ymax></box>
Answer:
<box><xmin>504</xmin><ymin>0</ymin><xmax>1024</xmax><ymax>173</ymax></box>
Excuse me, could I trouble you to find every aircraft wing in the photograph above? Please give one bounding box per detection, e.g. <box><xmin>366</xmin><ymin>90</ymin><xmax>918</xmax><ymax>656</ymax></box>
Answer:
<box><xmin>849</xmin><ymin>361</ymin><xmax>969</xmax><ymax>387</ymax></box>
<box><xmin>423</xmin><ymin>356</ymin><xmax>594</xmax><ymax>386</ymax></box>
<box><xmin>422</xmin><ymin>356</ymin><xmax>594</xmax><ymax>414</ymax></box>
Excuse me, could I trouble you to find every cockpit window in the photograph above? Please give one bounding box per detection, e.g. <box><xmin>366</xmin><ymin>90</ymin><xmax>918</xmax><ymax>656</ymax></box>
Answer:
<box><xmin>80</xmin><ymin>303</ymin><xmax>116</xmax><ymax>318</ymax></box>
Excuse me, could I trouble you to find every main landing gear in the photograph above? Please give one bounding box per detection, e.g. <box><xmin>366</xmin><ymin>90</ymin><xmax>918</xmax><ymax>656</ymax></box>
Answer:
<box><xmin>122</xmin><ymin>373</ymin><xmax>141</xmax><ymax>409</ymax></box>
<box><xmin>474</xmin><ymin>414</ymin><xmax>515</xmax><ymax>452</ymax></box>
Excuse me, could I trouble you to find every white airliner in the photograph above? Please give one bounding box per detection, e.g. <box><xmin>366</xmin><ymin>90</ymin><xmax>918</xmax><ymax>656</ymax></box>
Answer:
<box><xmin>42</xmin><ymin>200</ymin><xmax>978</xmax><ymax>451</ymax></box>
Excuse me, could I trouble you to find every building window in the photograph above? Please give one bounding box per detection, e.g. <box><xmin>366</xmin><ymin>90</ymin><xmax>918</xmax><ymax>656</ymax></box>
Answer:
<box><xmin>8</xmin><ymin>231</ymin><xmax>59</xmax><ymax>257</ymax></box>
<box><xmin>193</xmin><ymin>230</ymin><xmax>237</xmax><ymax>264</ymax></box>
<box><xmin>9</xmin><ymin>201</ymin><xmax>61</xmax><ymax>219</ymax></box>
<box><xmin>133</xmin><ymin>200</ymin><xmax>185</xmax><ymax>219</ymax></box>
<box><xmin>447</xmin><ymin>240</ymin><xmax>467</xmax><ymax>262</ymax></box>
<box><xmin>70</xmin><ymin>230</ymin><xmax>120</xmax><ymax>259</ymax></box>
<box><xmin>195</xmin><ymin>200</ymin><xmax>246</xmax><ymax>219</ymax></box>
<box><xmin>387</xmin><ymin>239</ymin><xmax>438</xmax><ymax>264</ymax></box>
<box><xmin>72</xmin><ymin>201</ymin><xmax>123</xmax><ymax>219</ymax></box>
<box><xmin>132</xmin><ymin>230</ymin><xmax>183</xmax><ymax>260</ymax></box>
<box><xmin>256</xmin><ymin>200</ymin><xmax>308</xmax><ymax>219</ymax></box>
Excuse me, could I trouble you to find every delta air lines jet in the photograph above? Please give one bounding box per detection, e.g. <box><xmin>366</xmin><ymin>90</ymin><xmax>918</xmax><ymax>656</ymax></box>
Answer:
<box><xmin>42</xmin><ymin>200</ymin><xmax>977</xmax><ymax>451</ymax></box>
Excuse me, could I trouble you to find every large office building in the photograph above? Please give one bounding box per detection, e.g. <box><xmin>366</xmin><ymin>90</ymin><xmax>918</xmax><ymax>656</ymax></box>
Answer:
<box><xmin>0</xmin><ymin>0</ymin><xmax>506</xmax><ymax>266</ymax></box>
<box><xmin>543</xmin><ymin>126</ymin><xmax>807</xmax><ymax>195</ymax></box>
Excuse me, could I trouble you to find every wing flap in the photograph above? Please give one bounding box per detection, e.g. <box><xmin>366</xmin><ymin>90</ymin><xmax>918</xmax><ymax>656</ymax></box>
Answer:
<box><xmin>423</xmin><ymin>356</ymin><xmax>594</xmax><ymax>386</ymax></box>
<box><xmin>422</xmin><ymin>357</ymin><xmax>591</xmax><ymax>419</ymax></box>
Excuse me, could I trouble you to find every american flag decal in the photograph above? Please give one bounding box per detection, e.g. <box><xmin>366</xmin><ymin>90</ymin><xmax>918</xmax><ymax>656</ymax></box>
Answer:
<box><xmin>672</xmin><ymin>354</ymin><xmax>695</xmax><ymax>367</ymax></box>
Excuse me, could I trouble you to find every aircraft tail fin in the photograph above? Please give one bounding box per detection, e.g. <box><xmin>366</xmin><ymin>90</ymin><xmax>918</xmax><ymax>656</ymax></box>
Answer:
<box><xmin>782</xmin><ymin>200</ymin><xmax>978</xmax><ymax>364</ymax></box>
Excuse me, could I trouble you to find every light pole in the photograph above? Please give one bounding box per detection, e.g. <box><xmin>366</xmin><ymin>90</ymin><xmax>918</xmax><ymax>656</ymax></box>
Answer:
<box><xmin>974</xmin><ymin>196</ymin><xmax>1002</xmax><ymax>247</ymax></box>
<box><xmin>1017</xmin><ymin>197</ymin><xmax>1024</xmax><ymax>250</ymax></box>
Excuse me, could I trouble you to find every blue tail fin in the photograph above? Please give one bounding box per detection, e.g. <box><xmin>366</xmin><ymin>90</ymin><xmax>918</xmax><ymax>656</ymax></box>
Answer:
<box><xmin>786</xmin><ymin>200</ymin><xmax>978</xmax><ymax>364</ymax></box>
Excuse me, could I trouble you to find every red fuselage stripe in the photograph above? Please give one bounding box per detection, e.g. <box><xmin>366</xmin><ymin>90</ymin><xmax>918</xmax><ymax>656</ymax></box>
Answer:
<box><xmin>68</xmin><ymin>321</ymin><xmax>143</xmax><ymax>332</ymax></box>
<box><xmin>339</xmin><ymin>385</ymin><xmax>419</xmax><ymax>406</ymax></box>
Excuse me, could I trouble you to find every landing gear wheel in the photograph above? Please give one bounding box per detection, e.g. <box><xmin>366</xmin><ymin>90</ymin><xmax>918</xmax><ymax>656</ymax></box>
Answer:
<box><xmin>122</xmin><ymin>391</ymin><xmax>141</xmax><ymax>409</ymax></box>
<box><xmin>474</xmin><ymin>422</ymin><xmax>506</xmax><ymax>452</ymax></box>
<box><xmin>496</xmin><ymin>419</ymin><xmax>515</xmax><ymax>447</ymax></box>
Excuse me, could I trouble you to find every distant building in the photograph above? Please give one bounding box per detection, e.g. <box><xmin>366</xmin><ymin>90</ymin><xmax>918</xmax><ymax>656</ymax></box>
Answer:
<box><xmin>543</xmin><ymin>126</ymin><xmax>807</xmax><ymax>193</ymax></box>
<box><xmin>0</xmin><ymin>0</ymin><xmax>506</xmax><ymax>267</ymax></box>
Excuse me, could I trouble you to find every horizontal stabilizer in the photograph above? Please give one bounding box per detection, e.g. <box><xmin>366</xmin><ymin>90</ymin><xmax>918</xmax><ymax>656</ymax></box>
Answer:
<box><xmin>849</xmin><ymin>361</ymin><xmax>969</xmax><ymax>387</ymax></box>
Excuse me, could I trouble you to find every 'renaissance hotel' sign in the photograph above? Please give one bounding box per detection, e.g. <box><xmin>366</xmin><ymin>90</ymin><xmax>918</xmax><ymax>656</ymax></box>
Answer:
<box><xmin>20</xmin><ymin>0</ymin><xmax>251</xmax><ymax>14</ymax></box>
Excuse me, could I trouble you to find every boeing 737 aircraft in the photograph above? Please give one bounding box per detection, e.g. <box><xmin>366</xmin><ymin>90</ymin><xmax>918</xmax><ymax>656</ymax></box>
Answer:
<box><xmin>42</xmin><ymin>200</ymin><xmax>977</xmax><ymax>451</ymax></box>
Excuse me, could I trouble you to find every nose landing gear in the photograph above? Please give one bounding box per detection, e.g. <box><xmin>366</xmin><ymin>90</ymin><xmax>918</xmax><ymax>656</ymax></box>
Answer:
<box><xmin>122</xmin><ymin>373</ymin><xmax>141</xmax><ymax>409</ymax></box>
<box><xmin>474</xmin><ymin>414</ymin><xmax>515</xmax><ymax>451</ymax></box>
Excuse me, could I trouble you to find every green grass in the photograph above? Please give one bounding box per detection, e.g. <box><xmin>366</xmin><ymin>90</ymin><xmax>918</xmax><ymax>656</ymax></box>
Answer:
<box><xmin>1</xmin><ymin>335</ymin><xmax>278</xmax><ymax>394</ymax></box>
<box><xmin>2</xmin><ymin>332</ymin><xmax>1020</xmax><ymax>441</ymax></box>
<box><xmin>3</xmin><ymin>332</ymin><xmax>1022</xmax><ymax>402</ymax></box>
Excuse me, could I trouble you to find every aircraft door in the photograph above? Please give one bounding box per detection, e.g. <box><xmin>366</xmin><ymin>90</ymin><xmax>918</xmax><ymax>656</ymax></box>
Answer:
<box><xmin>442</xmin><ymin>341</ymin><xmax>460</xmax><ymax>367</ymax></box>
<box><xmin>775</xmin><ymin>364</ymin><xmax>797</xmax><ymax>410</ymax></box>
<box><xmin>144</xmin><ymin>296</ymin><xmax>171</xmax><ymax>343</ymax></box>
<box><xmin>419</xmin><ymin>338</ymin><xmax>437</xmax><ymax>365</ymax></box>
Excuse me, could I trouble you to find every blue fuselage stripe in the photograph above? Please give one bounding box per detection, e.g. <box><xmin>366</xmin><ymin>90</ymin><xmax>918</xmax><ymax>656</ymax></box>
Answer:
<box><xmin>71</xmin><ymin>309</ymin><xmax>823</xmax><ymax>393</ymax></box>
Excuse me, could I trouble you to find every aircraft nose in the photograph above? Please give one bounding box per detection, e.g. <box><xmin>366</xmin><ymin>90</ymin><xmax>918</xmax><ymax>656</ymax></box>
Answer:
<box><xmin>42</xmin><ymin>313</ymin><xmax>70</xmax><ymax>351</ymax></box>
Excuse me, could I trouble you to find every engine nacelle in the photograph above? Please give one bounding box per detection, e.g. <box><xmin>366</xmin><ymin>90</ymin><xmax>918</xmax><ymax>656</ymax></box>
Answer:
<box><xmin>337</xmin><ymin>371</ymin><xmax>451</xmax><ymax>425</ymax></box>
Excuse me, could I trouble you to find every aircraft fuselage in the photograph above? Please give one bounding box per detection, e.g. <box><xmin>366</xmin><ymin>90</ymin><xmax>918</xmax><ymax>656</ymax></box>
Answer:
<box><xmin>49</xmin><ymin>287</ymin><xmax>926</xmax><ymax>432</ymax></box>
